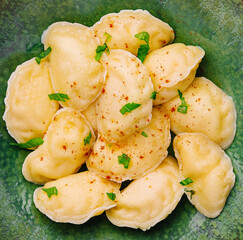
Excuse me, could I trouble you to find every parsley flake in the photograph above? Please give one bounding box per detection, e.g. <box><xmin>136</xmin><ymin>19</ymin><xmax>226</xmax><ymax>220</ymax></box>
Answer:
<box><xmin>180</xmin><ymin>178</ymin><xmax>193</xmax><ymax>186</ymax></box>
<box><xmin>95</xmin><ymin>43</ymin><xmax>108</xmax><ymax>61</ymax></box>
<box><xmin>35</xmin><ymin>46</ymin><xmax>52</xmax><ymax>64</ymax></box>
<box><xmin>106</xmin><ymin>192</ymin><xmax>116</xmax><ymax>201</ymax></box>
<box><xmin>184</xmin><ymin>188</ymin><xmax>195</xmax><ymax>199</ymax></box>
<box><xmin>120</xmin><ymin>102</ymin><xmax>141</xmax><ymax>115</ymax></box>
<box><xmin>10</xmin><ymin>137</ymin><xmax>44</xmax><ymax>149</ymax></box>
<box><xmin>48</xmin><ymin>93</ymin><xmax>70</xmax><ymax>102</ymax></box>
<box><xmin>177</xmin><ymin>89</ymin><xmax>189</xmax><ymax>114</ymax></box>
<box><xmin>84</xmin><ymin>132</ymin><xmax>92</xmax><ymax>145</ymax></box>
<box><xmin>141</xmin><ymin>131</ymin><xmax>148</xmax><ymax>137</ymax></box>
<box><xmin>42</xmin><ymin>186</ymin><xmax>58</xmax><ymax>198</ymax></box>
<box><xmin>135</xmin><ymin>32</ymin><xmax>150</xmax><ymax>63</ymax></box>
<box><xmin>150</xmin><ymin>91</ymin><xmax>158</xmax><ymax>100</ymax></box>
<box><xmin>118</xmin><ymin>153</ymin><xmax>131</xmax><ymax>169</ymax></box>
<box><xmin>104</xmin><ymin>32</ymin><xmax>112</xmax><ymax>42</ymax></box>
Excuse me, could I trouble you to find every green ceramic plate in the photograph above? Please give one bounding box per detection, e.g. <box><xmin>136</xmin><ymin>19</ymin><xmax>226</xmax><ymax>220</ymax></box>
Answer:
<box><xmin>0</xmin><ymin>0</ymin><xmax>242</xmax><ymax>239</ymax></box>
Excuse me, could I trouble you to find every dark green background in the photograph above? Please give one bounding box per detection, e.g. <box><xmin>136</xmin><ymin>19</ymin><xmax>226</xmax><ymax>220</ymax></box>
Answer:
<box><xmin>0</xmin><ymin>0</ymin><xmax>242</xmax><ymax>239</ymax></box>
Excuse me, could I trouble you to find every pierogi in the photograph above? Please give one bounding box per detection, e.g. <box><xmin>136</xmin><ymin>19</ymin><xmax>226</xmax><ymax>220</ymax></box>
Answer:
<box><xmin>106</xmin><ymin>156</ymin><xmax>184</xmax><ymax>231</ymax></box>
<box><xmin>34</xmin><ymin>171</ymin><xmax>120</xmax><ymax>224</ymax></box>
<box><xmin>42</xmin><ymin>21</ymin><xmax>107</xmax><ymax>111</ymax></box>
<box><xmin>143</xmin><ymin>43</ymin><xmax>205</xmax><ymax>104</ymax></box>
<box><xmin>22</xmin><ymin>108</ymin><xmax>95</xmax><ymax>184</ymax></box>
<box><xmin>3</xmin><ymin>58</ymin><xmax>59</xmax><ymax>143</ymax></box>
<box><xmin>92</xmin><ymin>9</ymin><xmax>174</xmax><ymax>55</ymax></box>
<box><xmin>174</xmin><ymin>133</ymin><xmax>235</xmax><ymax>218</ymax></box>
<box><xmin>161</xmin><ymin>77</ymin><xmax>236</xmax><ymax>149</ymax></box>
<box><xmin>87</xmin><ymin>108</ymin><xmax>170</xmax><ymax>182</ymax></box>
<box><xmin>97</xmin><ymin>49</ymin><xmax>153</xmax><ymax>143</ymax></box>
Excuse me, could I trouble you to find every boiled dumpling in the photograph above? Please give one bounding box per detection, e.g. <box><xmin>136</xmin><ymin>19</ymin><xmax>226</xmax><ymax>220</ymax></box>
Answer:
<box><xmin>87</xmin><ymin>108</ymin><xmax>170</xmax><ymax>182</ymax></box>
<box><xmin>92</xmin><ymin>9</ymin><xmax>174</xmax><ymax>55</ymax></box>
<box><xmin>161</xmin><ymin>77</ymin><xmax>236</xmax><ymax>149</ymax></box>
<box><xmin>22</xmin><ymin>108</ymin><xmax>95</xmax><ymax>184</ymax></box>
<box><xmin>3</xmin><ymin>58</ymin><xmax>59</xmax><ymax>143</ymax></box>
<box><xmin>82</xmin><ymin>100</ymin><xmax>98</xmax><ymax>135</ymax></box>
<box><xmin>42</xmin><ymin>21</ymin><xmax>107</xmax><ymax>111</ymax></box>
<box><xmin>143</xmin><ymin>43</ymin><xmax>205</xmax><ymax>104</ymax></box>
<box><xmin>173</xmin><ymin>133</ymin><xmax>235</xmax><ymax>218</ymax></box>
<box><xmin>106</xmin><ymin>156</ymin><xmax>184</xmax><ymax>231</ymax></box>
<box><xmin>97</xmin><ymin>49</ymin><xmax>153</xmax><ymax>143</ymax></box>
<box><xmin>34</xmin><ymin>171</ymin><xmax>120</xmax><ymax>224</ymax></box>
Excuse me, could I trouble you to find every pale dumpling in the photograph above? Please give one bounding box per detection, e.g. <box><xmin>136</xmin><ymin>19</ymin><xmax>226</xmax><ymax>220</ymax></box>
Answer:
<box><xmin>173</xmin><ymin>133</ymin><xmax>235</xmax><ymax>218</ymax></box>
<box><xmin>42</xmin><ymin>21</ymin><xmax>107</xmax><ymax>111</ymax></box>
<box><xmin>87</xmin><ymin>108</ymin><xmax>170</xmax><ymax>182</ymax></box>
<box><xmin>3</xmin><ymin>58</ymin><xmax>59</xmax><ymax>143</ymax></box>
<box><xmin>161</xmin><ymin>77</ymin><xmax>236</xmax><ymax>149</ymax></box>
<box><xmin>34</xmin><ymin>171</ymin><xmax>120</xmax><ymax>224</ymax></box>
<box><xmin>143</xmin><ymin>43</ymin><xmax>205</xmax><ymax>104</ymax></box>
<box><xmin>106</xmin><ymin>156</ymin><xmax>184</xmax><ymax>231</ymax></box>
<box><xmin>97</xmin><ymin>49</ymin><xmax>153</xmax><ymax>143</ymax></box>
<box><xmin>82</xmin><ymin>100</ymin><xmax>98</xmax><ymax>135</ymax></box>
<box><xmin>92</xmin><ymin>9</ymin><xmax>174</xmax><ymax>55</ymax></box>
<box><xmin>22</xmin><ymin>108</ymin><xmax>95</xmax><ymax>184</ymax></box>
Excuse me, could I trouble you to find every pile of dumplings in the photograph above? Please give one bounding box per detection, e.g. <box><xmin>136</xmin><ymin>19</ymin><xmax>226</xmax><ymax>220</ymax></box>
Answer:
<box><xmin>3</xmin><ymin>9</ymin><xmax>237</xmax><ymax>231</ymax></box>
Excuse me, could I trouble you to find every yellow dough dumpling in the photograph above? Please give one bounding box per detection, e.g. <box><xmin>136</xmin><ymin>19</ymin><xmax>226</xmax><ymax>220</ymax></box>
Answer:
<box><xmin>106</xmin><ymin>156</ymin><xmax>184</xmax><ymax>231</ymax></box>
<box><xmin>42</xmin><ymin>22</ymin><xmax>107</xmax><ymax>111</ymax></box>
<box><xmin>162</xmin><ymin>77</ymin><xmax>236</xmax><ymax>149</ymax></box>
<box><xmin>34</xmin><ymin>171</ymin><xmax>120</xmax><ymax>224</ymax></box>
<box><xmin>3</xmin><ymin>58</ymin><xmax>59</xmax><ymax>143</ymax></box>
<box><xmin>22</xmin><ymin>108</ymin><xmax>95</xmax><ymax>184</ymax></box>
<box><xmin>174</xmin><ymin>133</ymin><xmax>235</xmax><ymax>218</ymax></box>
<box><xmin>92</xmin><ymin>9</ymin><xmax>174</xmax><ymax>55</ymax></box>
<box><xmin>144</xmin><ymin>43</ymin><xmax>205</xmax><ymax>104</ymax></box>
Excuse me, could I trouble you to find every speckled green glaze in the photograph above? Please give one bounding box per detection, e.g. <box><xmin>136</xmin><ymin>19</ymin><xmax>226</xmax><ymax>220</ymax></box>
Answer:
<box><xmin>0</xmin><ymin>0</ymin><xmax>242</xmax><ymax>239</ymax></box>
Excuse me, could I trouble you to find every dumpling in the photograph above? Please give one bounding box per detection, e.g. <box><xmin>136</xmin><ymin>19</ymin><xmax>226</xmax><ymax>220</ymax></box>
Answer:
<box><xmin>92</xmin><ymin>9</ymin><xmax>174</xmax><ymax>55</ymax></box>
<box><xmin>3</xmin><ymin>58</ymin><xmax>59</xmax><ymax>143</ymax></box>
<box><xmin>82</xmin><ymin>100</ymin><xmax>98</xmax><ymax>136</ymax></box>
<box><xmin>173</xmin><ymin>133</ymin><xmax>235</xmax><ymax>218</ymax></box>
<box><xmin>87</xmin><ymin>108</ymin><xmax>170</xmax><ymax>182</ymax></box>
<box><xmin>34</xmin><ymin>171</ymin><xmax>121</xmax><ymax>224</ymax></box>
<box><xmin>143</xmin><ymin>43</ymin><xmax>205</xmax><ymax>104</ymax></box>
<box><xmin>97</xmin><ymin>49</ymin><xmax>153</xmax><ymax>143</ymax></box>
<box><xmin>42</xmin><ymin>21</ymin><xmax>107</xmax><ymax>111</ymax></box>
<box><xmin>106</xmin><ymin>156</ymin><xmax>184</xmax><ymax>231</ymax></box>
<box><xmin>161</xmin><ymin>77</ymin><xmax>236</xmax><ymax>149</ymax></box>
<box><xmin>22</xmin><ymin>108</ymin><xmax>95</xmax><ymax>184</ymax></box>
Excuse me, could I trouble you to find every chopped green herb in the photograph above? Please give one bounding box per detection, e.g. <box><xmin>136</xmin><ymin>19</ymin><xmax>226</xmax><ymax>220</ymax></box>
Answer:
<box><xmin>106</xmin><ymin>192</ymin><xmax>116</xmax><ymax>201</ymax></box>
<box><xmin>104</xmin><ymin>32</ymin><xmax>111</xmax><ymax>42</ymax></box>
<box><xmin>135</xmin><ymin>32</ymin><xmax>150</xmax><ymax>45</ymax></box>
<box><xmin>118</xmin><ymin>153</ymin><xmax>131</xmax><ymax>169</ymax></box>
<box><xmin>180</xmin><ymin>178</ymin><xmax>193</xmax><ymax>186</ymax></box>
<box><xmin>10</xmin><ymin>137</ymin><xmax>44</xmax><ymax>149</ymax></box>
<box><xmin>84</xmin><ymin>132</ymin><xmax>92</xmax><ymax>145</ymax></box>
<box><xmin>177</xmin><ymin>89</ymin><xmax>189</xmax><ymax>114</ymax></box>
<box><xmin>35</xmin><ymin>46</ymin><xmax>52</xmax><ymax>64</ymax></box>
<box><xmin>120</xmin><ymin>102</ymin><xmax>141</xmax><ymax>115</ymax></box>
<box><xmin>150</xmin><ymin>91</ymin><xmax>158</xmax><ymax>100</ymax></box>
<box><xmin>184</xmin><ymin>188</ymin><xmax>195</xmax><ymax>199</ymax></box>
<box><xmin>141</xmin><ymin>131</ymin><xmax>148</xmax><ymax>137</ymax></box>
<box><xmin>95</xmin><ymin>43</ymin><xmax>108</xmax><ymax>61</ymax></box>
<box><xmin>42</xmin><ymin>186</ymin><xmax>58</xmax><ymax>198</ymax></box>
<box><xmin>108</xmin><ymin>144</ymin><xmax>112</xmax><ymax>147</ymax></box>
<box><xmin>135</xmin><ymin>32</ymin><xmax>150</xmax><ymax>63</ymax></box>
<box><xmin>137</xmin><ymin>44</ymin><xmax>150</xmax><ymax>63</ymax></box>
<box><xmin>48</xmin><ymin>93</ymin><xmax>69</xmax><ymax>102</ymax></box>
